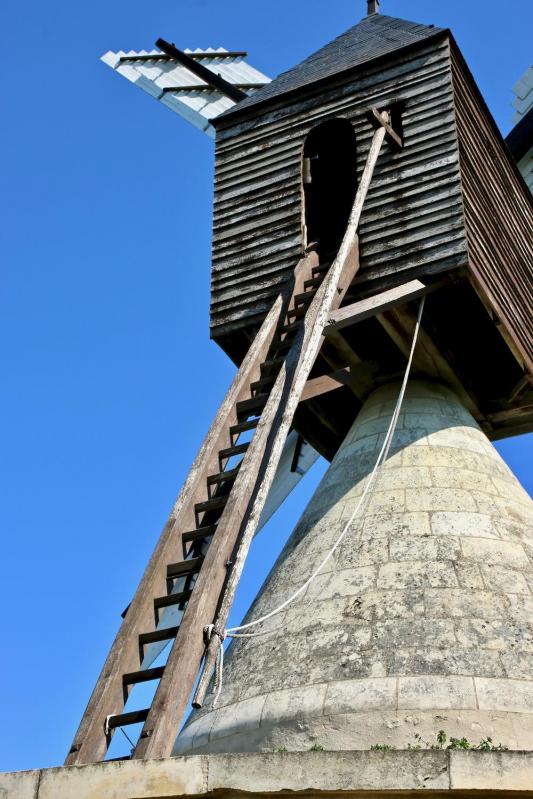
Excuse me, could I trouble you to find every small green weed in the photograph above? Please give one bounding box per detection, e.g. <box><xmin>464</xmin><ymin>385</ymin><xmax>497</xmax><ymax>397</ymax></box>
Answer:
<box><xmin>372</xmin><ymin>730</ymin><xmax>508</xmax><ymax>752</ymax></box>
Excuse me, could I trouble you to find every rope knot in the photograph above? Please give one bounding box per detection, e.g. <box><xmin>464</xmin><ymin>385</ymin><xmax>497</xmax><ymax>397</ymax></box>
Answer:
<box><xmin>203</xmin><ymin>623</ymin><xmax>226</xmax><ymax>645</ymax></box>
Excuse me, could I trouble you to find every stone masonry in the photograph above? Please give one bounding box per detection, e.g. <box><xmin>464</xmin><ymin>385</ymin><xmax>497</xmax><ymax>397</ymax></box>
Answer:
<box><xmin>174</xmin><ymin>381</ymin><xmax>533</xmax><ymax>754</ymax></box>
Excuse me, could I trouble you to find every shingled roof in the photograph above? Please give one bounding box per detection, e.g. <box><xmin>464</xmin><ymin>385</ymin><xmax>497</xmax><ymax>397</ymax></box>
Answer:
<box><xmin>219</xmin><ymin>13</ymin><xmax>446</xmax><ymax>120</ymax></box>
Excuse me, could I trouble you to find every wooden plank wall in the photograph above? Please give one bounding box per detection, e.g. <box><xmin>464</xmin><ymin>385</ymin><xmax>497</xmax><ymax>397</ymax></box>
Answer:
<box><xmin>451</xmin><ymin>46</ymin><xmax>533</xmax><ymax>375</ymax></box>
<box><xmin>210</xmin><ymin>37</ymin><xmax>469</xmax><ymax>350</ymax></box>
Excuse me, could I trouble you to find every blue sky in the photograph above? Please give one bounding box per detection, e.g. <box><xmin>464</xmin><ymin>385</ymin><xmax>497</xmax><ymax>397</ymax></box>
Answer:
<box><xmin>1</xmin><ymin>0</ymin><xmax>531</xmax><ymax>773</ymax></box>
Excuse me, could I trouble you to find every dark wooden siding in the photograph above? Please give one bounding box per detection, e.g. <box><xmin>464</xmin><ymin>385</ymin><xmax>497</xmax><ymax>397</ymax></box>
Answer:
<box><xmin>451</xmin><ymin>45</ymin><xmax>533</xmax><ymax>375</ymax></box>
<box><xmin>211</xmin><ymin>37</ymin><xmax>469</xmax><ymax>349</ymax></box>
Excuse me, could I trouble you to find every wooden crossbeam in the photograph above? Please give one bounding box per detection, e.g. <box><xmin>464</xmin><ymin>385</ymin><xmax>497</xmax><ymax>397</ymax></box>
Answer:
<box><xmin>367</xmin><ymin>107</ymin><xmax>403</xmax><ymax>150</ymax></box>
<box><xmin>301</xmin><ymin>369</ymin><xmax>351</xmax><ymax>402</ymax></box>
<box><xmin>324</xmin><ymin>280</ymin><xmax>430</xmax><ymax>334</ymax></box>
<box><xmin>301</xmin><ymin>362</ymin><xmax>379</xmax><ymax>402</ymax></box>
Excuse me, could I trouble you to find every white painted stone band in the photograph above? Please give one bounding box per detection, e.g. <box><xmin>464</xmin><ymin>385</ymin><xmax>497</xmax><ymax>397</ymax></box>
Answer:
<box><xmin>4</xmin><ymin>750</ymin><xmax>533</xmax><ymax>798</ymax></box>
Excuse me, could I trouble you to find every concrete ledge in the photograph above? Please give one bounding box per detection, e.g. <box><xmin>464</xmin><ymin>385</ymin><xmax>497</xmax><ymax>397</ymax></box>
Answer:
<box><xmin>1</xmin><ymin>751</ymin><xmax>533</xmax><ymax>798</ymax></box>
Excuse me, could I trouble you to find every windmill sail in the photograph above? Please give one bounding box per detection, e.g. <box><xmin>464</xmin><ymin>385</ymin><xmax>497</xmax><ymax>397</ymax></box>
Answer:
<box><xmin>101</xmin><ymin>47</ymin><xmax>270</xmax><ymax>138</ymax></box>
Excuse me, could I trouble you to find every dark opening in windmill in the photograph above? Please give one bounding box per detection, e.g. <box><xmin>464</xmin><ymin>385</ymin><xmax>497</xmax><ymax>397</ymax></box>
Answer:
<box><xmin>302</xmin><ymin>119</ymin><xmax>358</xmax><ymax>258</ymax></box>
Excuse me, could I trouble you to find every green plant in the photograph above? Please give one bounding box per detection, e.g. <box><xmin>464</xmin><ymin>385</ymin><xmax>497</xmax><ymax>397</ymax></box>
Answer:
<box><xmin>309</xmin><ymin>743</ymin><xmax>324</xmax><ymax>751</ymax></box>
<box><xmin>274</xmin><ymin>746</ymin><xmax>287</xmax><ymax>753</ymax></box>
<box><xmin>475</xmin><ymin>737</ymin><xmax>508</xmax><ymax>752</ymax></box>
<box><xmin>372</xmin><ymin>730</ymin><xmax>509</xmax><ymax>753</ymax></box>
<box><xmin>447</xmin><ymin>737</ymin><xmax>471</xmax><ymax>750</ymax></box>
<box><xmin>436</xmin><ymin>730</ymin><xmax>447</xmax><ymax>749</ymax></box>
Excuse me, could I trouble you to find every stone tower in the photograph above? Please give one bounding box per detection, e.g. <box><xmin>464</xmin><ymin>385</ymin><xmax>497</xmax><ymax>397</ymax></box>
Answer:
<box><xmin>175</xmin><ymin>381</ymin><xmax>533</xmax><ymax>754</ymax></box>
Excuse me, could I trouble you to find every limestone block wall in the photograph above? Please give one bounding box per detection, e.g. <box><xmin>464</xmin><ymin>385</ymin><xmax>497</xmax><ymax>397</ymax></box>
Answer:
<box><xmin>175</xmin><ymin>381</ymin><xmax>533</xmax><ymax>755</ymax></box>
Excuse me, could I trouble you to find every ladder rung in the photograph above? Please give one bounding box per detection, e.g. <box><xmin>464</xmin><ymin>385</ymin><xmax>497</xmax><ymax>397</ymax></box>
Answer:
<box><xmin>271</xmin><ymin>338</ymin><xmax>293</xmax><ymax>356</ymax></box>
<box><xmin>138</xmin><ymin>626</ymin><xmax>180</xmax><ymax>659</ymax></box>
<box><xmin>181</xmin><ymin>525</ymin><xmax>216</xmax><ymax>556</ymax></box>
<box><xmin>195</xmin><ymin>494</ymin><xmax>228</xmax><ymax>517</ymax></box>
<box><xmin>122</xmin><ymin>667</ymin><xmax>165</xmax><ymax>700</ymax></box>
<box><xmin>304</xmin><ymin>275</ymin><xmax>322</xmax><ymax>290</ymax></box>
<box><xmin>287</xmin><ymin>305</ymin><xmax>308</xmax><ymax>322</ymax></box>
<box><xmin>166</xmin><ymin>556</ymin><xmax>204</xmax><ymax>580</ymax></box>
<box><xmin>229</xmin><ymin>418</ymin><xmax>258</xmax><ymax>444</ymax></box>
<box><xmin>278</xmin><ymin>320</ymin><xmax>300</xmax><ymax>337</ymax></box>
<box><xmin>250</xmin><ymin>375</ymin><xmax>275</xmax><ymax>395</ymax></box>
<box><xmin>312</xmin><ymin>261</ymin><xmax>331</xmax><ymax>277</ymax></box>
<box><xmin>207</xmin><ymin>466</ymin><xmax>240</xmax><ymax>490</ymax></box>
<box><xmin>154</xmin><ymin>590</ymin><xmax>192</xmax><ymax>623</ymax></box>
<box><xmin>294</xmin><ymin>289</ymin><xmax>317</xmax><ymax>307</ymax></box>
<box><xmin>260</xmin><ymin>357</ymin><xmax>285</xmax><ymax>377</ymax></box>
<box><xmin>219</xmin><ymin>441</ymin><xmax>249</xmax><ymax>467</ymax></box>
<box><xmin>236</xmin><ymin>395</ymin><xmax>267</xmax><ymax>420</ymax></box>
<box><xmin>106</xmin><ymin>708</ymin><xmax>150</xmax><ymax>731</ymax></box>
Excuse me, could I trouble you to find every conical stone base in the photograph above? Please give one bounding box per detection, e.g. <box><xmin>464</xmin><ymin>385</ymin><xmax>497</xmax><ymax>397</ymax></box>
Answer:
<box><xmin>175</xmin><ymin>381</ymin><xmax>533</xmax><ymax>755</ymax></box>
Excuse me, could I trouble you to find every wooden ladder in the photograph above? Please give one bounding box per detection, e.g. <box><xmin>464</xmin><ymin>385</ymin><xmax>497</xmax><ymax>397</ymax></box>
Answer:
<box><xmin>65</xmin><ymin>109</ymin><xmax>399</xmax><ymax>765</ymax></box>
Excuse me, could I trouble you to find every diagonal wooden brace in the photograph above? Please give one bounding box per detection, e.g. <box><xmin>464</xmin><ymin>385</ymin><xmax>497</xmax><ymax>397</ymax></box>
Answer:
<box><xmin>189</xmin><ymin>121</ymin><xmax>391</xmax><ymax>715</ymax></box>
<box><xmin>366</xmin><ymin>107</ymin><xmax>403</xmax><ymax>150</ymax></box>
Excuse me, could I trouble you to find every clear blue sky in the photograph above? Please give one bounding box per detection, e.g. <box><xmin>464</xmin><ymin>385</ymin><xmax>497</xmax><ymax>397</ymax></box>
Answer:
<box><xmin>1</xmin><ymin>0</ymin><xmax>531</xmax><ymax>773</ymax></box>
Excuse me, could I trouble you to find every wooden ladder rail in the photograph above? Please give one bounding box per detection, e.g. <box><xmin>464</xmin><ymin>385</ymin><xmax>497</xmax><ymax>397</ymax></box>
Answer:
<box><xmin>65</xmin><ymin>250</ymin><xmax>318</xmax><ymax>766</ymax></box>
<box><xmin>66</xmin><ymin>110</ymin><xmax>395</xmax><ymax>765</ymax></box>
<box><xmin>134</xmin><ymin>117</ymin><xmax>391</xmax><ymax>758</ymax></box>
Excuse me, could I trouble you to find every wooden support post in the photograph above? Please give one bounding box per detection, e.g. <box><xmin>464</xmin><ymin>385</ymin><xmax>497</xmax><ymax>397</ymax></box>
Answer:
<box><xmin>186</xmin><ymin>123</ymin><xmax>389</xmax><ymax>721</ymax></box>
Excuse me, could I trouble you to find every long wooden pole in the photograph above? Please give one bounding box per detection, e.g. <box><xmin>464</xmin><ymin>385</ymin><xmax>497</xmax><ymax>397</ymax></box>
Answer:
<box><xmin>65</xmin><ymin>294</ymin><xmax>284</xmax><ymax>765</ymax></box>
<box><xmin>70</xmin><ymin>112</ymin><xmax>391</xmax><ymax>764</ymax></box>
<box><xmin>190</xmin><ymin>123</ymin><xmax>388</xmax><ymax>712</ymax></box>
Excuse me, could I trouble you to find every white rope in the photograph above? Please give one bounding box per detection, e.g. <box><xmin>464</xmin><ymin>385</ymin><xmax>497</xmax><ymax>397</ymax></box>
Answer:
<box><xmin>207</xmin><ymin>297</ymin><xmax>426</xmax><ymax>704</ymax></box>
<box><xmin>203</xmin><ymin>624</ymin><xmax>226</xmax><ymax>709</ymax></box>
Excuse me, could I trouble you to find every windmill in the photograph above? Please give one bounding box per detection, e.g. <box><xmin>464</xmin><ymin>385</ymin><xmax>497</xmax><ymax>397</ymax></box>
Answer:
<box><xmin>59</xmin><ymin>0</ymin><xmax>533</xmax><ymax>768</ymax></box>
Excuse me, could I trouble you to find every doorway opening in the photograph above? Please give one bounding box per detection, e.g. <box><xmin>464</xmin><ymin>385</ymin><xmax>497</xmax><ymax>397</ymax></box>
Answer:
<box><xmin>302</xmin><ymin>118</ymin><xmax>358</xmax><ymax>259</ymax></box>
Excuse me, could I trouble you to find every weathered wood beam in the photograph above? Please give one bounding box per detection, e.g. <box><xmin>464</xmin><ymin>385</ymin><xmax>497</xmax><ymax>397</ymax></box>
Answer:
<box><xmin>300</xmin><ymin>363</ymin><xmax>379</xmax><ymax>403</ymax></box>
<box><xmin>64</xmin><ymin>250</ymin><xmax>318</xmax><ymax>766</ymax></box>
<box><xmin>367</xmin><ymin>107</ymin><xmax>403</xmax><ymax>150</ymax></box>
<box><xmin>64</xmin><ymin>295</ymin><xmax>284</xmax><ymax>766</ymax></box>
<box><xmin>320</xmin><ymin>330</ymin><xmax>374</xmax><ymax>401</ymax></box>
<box><xmin>187</xmin><ymin>123</ymin><xmax>389</xmax><ymax>720</ymax></box>
<box><xmin>324</xmin><ymin>280</ymin><xmax>430</xmax><ymax>334</ymax></box>
<box><xmin>509</xmin><ymin>374</ymin><xmax>532</xmax><ymax>404</ymax></box>
<box><xmin>301</xmin><ymin>369</ymin><xmax>350</xmax><ymax>402</ymax></box>
<box><xmin>487</xmin><ymin>404</ymin><xmax>533</xmax><ymax>425</ymax></box>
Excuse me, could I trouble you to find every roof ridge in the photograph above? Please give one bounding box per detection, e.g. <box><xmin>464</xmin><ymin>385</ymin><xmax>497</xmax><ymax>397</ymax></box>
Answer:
<box><xmin>218</xmin><ymin>13</ymin><xmax>446</xmax><ymax>121</ymax></box>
